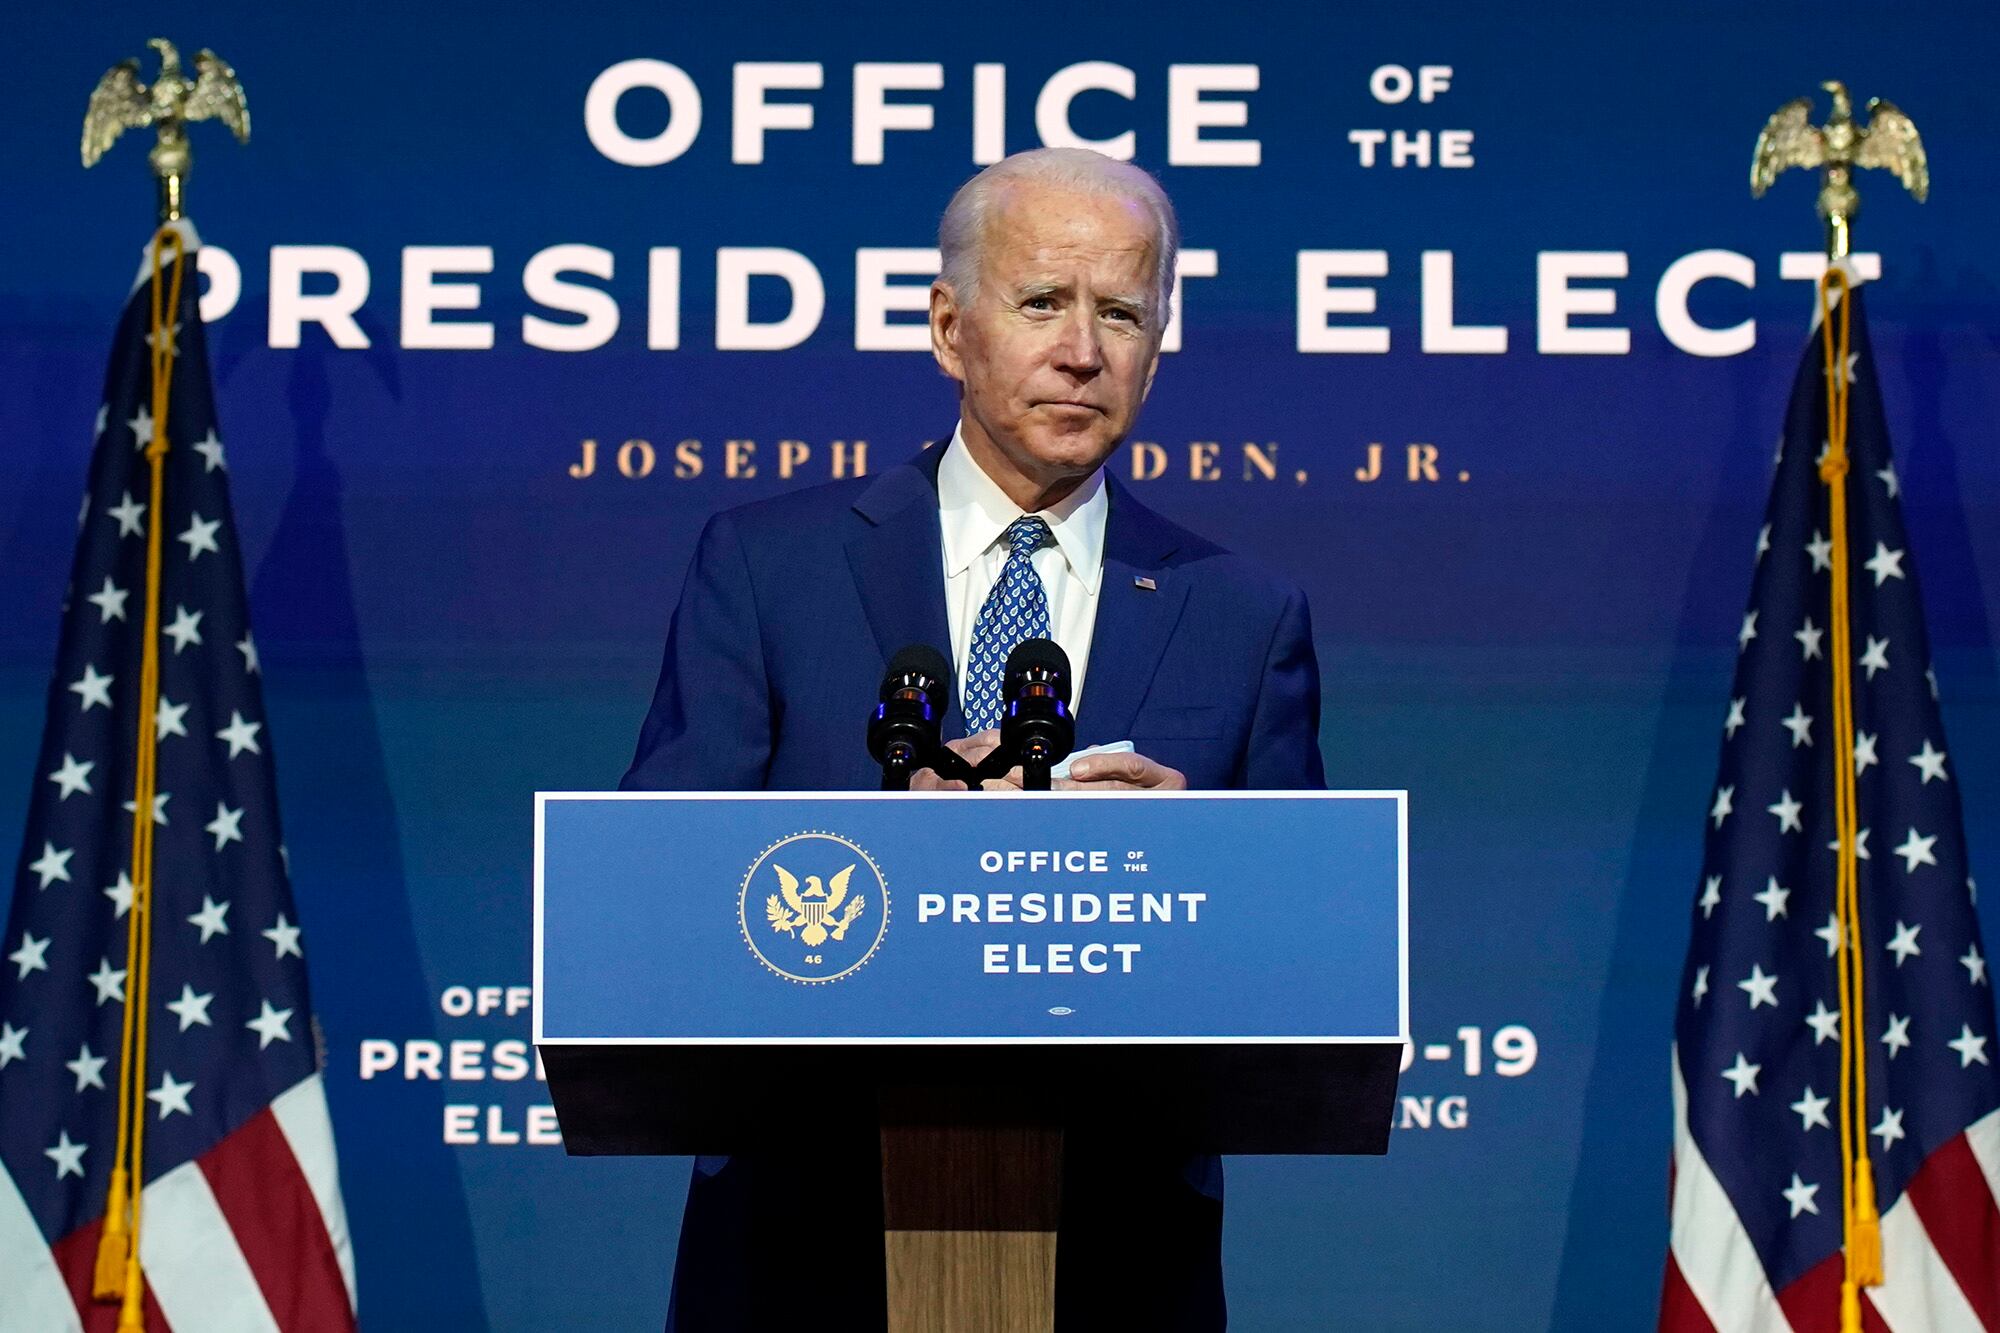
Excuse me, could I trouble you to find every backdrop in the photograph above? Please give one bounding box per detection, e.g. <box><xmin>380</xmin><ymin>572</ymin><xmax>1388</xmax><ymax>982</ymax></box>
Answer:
<box><xmin>3</xmin><ymin>3</ymin><xmax>1997</xmax><ymax>1328</ymax></box>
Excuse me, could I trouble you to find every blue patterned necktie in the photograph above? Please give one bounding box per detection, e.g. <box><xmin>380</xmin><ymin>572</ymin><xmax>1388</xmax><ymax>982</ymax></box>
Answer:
<box><xmin>964</xmin><ymin>516</ymin><xmax>1053</xmax><ymax>731</ymax></box>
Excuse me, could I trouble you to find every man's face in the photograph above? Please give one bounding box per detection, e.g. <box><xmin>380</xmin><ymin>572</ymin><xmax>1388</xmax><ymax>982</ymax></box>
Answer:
<box><xmin>930</xmin><ymin>182</ymin><xmax>1163</xmax><ymax>493</ymax></box>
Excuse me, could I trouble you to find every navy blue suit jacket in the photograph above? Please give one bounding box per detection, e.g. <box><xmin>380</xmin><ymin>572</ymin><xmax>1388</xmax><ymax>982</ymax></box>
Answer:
<box><xmin>623</xmin><ymin>442</ymin><xmax>1324</xmax><ymax>1330</ymax></box>
<box><xmin>624</xmin><ymin>442</ymin><xmax>1324</xmax><ymax>793</ymax></box>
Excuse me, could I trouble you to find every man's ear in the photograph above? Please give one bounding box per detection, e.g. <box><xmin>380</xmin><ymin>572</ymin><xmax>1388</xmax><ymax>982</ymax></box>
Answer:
<box><xmin>930</xmin><ymin>282</ymin><xmax>966</xmax><ymax>383</ymax></box>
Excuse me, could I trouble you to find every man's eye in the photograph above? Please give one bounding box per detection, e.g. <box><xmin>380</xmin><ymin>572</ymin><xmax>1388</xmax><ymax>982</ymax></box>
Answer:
<box><xmin>1103</xmin><ymin>307</ymin><xmax>1136</xmax><ymax>323</ymax></box>
<box><xmin>1023</xmin><ymin>296</ymin><xmax>1055</xmax><ymax>311</ymax></box>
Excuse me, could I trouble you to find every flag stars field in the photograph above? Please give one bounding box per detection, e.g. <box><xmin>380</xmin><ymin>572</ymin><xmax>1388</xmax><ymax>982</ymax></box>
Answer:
<box><xmin>68</xmin><ymin>663</ymin><xmax>113</xmax><ymax>710</ymax></box>
<box><xmin>147</xmin><ymin>1070</ymin><xmax>194</xmax><ymax>1119</ymax></box>
<box><xmin>1858</xmin><ymin>635</ymin><xmax>1890</xmax><ymax>678</ymax></box>
<box><xmin>163</xmin><ymin>603</ymin><xmax>204</xmax><ymax>653</ymax></box>
<box><xmin>29</xmin><ymin>842</ymin><xmax>73</xmax><ymax>888</ymax></box>
<box><xmin>216</xmin><ymin>710</ymin><xmax>262</xmax><ymax>758</ymax></box>
<box><xmin>106</xmin><ymin>490</ymin><xmax>145</xmax><ymax>537</ymax></box>
<box><xmin>9</xmin><ymin>932</ymin><xmax>51</xmax><ymax>980</ymax></box>
<box><xmin>262</xmin><ymin>913</ymin><xmax>303</xmax><ymax>959</ymax></box>
<box><xmin>1864</xmin><ymin>541</ymin><xmax>1906</xmax><ymax>585</ymax></box>
<box><xmin>1886</xmin><ymin>921</ymin><xmax>1923</xmax><ymax>966</ymax></box>
<box><xmin>1753</xmin><ymin>877</ymin><xmax>1790</xmax><ymax>921</ymax></box>
<box><xmin>1739</xmin><ymin>964</ymin><xmax>1779</xmax><ymax>1009</ymax></box>
<box><xmin>1782</xmin><ymin>1173</ymin><xmax>1820</xmax><ymax>1218</ymax></box>
<box><xmin>44</xmin><ymin>1131</ymin><xmax>86</xmax><ymax>1181</ymax></box>
<box><xmin>47</xmin><ymin>753</ymin><xmax>94</xmax><ymax>800</ymax></box>
<box><xmin>177</xmin><ymin>512</ymin><xmax>221</xmax><ymax>560</ymax></box>
<box><xmin>65</xmin><ymin>1043</ymin><xmax>106</xmax><ymax>1092</ymax></box>
<box><xmin>1881</xmin><ymin>1013</ymin><xmax>1912</xmax><ymax>1058</ymax></box>
<box><xmin>1722</xmin><ymin>1052</ymin><xmax>1762</xmax><ymax>1097</ymax></box>
<box><xmin>1790</xmin><ymin>1087</ymin><xmax>1831</xmax><ymax>1131</ymax></box>
<box><xmin>1895</xmin><ymin>828</ymin><xmax>1939</xmax><ymax>873</ymax></box>
<box><xmin>1767</xmin><ymin>789</ymin><xmax>1803</xmax><ymax>834</ymax></box>
<box><xmin>207</xmin><ymin>801</ymin><xmax>246</xmax><ymax>850</ymax></box>
<box><xmin>86</xmin><ymin>576</ymin><xmax>129</xmax><ymax>623</ymax></box>
<box><xmin>1948</xmin><ymin>1025</ymin><xmax>1990</xmax><ymax>1068</ymax></box>
<box><xmin>165</xmin><ymin>984</ymin><xmax>214</xmax><ymax>1032</ymax></box>
<box><xmin>188</xmin><ymin>895</ymin><xmax>231</xmax><ymax>942</ymax></box>
<box><xmin>87</xmin><ymin>958</ymin><xmax>126</xmax><ymax>1006</ymax></box>
<box><xmin>0</xmin><ymin>1022</ymin><xmax>27</xmax><ymax>1067</ymax></box>
<box><xmin>104</xmin><ymin>872</ymin><xmax>134</xmax><ymax>919</ymax></box>
<box><xmin>246</xmin><ymin>1000</ymin><xmax>293</xmax><ymax>1049</ymax></box>
<box><xmin>1805</xmin><ymin>999</ymin><xmax>1840</xmax><ymax>1045</ymax></box>
<box><xmin>155</xmin><ymin>695</ymin><xmax>190</xmax><ymax>740</ymax></box>
<box><xmin>1909</xmin><ymin>740</ymin><xmax>1948</xmax><ymax>784</ymax></box>
<box><xmin>1794</xmin><ymin>618</ymin><xmax>1823</xmax><ymax>659</ymax></box>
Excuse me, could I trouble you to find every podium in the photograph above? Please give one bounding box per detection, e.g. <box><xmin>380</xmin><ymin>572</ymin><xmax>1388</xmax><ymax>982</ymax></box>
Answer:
<box><xmin>535</xmin><ymin>791</ymin><xmax>1406</xmax><ymax>1331</ymax></box>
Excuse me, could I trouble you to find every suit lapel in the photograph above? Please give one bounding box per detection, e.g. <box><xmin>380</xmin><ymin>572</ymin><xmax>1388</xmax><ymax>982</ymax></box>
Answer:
<box><xmin>1075</xmin><ymin>478</ymin><xmax>1190</xmax><ymax>746</ymax></box>
<box><xmin>845</xmin><ymin>444</ymin><xmax>968</xmax><ymax>737</ymax></box>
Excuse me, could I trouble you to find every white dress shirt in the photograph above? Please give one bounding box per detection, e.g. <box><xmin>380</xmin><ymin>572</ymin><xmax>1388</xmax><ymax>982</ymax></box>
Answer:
<box><xmin>937</xmin><ymin>422</ymin><xmax>1106</xmax><ymax>721</ymax></box>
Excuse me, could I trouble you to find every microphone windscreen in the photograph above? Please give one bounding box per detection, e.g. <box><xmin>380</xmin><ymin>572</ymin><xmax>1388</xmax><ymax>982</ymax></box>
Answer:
<box><xmin>883</xmin><ymin>643</ymin><xmax>953</xmax><ymax>700</ymax></box>
<box><xmin>1004</xmin><ymin>637</ymin><xmax>1071</xmax><ymax>705</ymax></box>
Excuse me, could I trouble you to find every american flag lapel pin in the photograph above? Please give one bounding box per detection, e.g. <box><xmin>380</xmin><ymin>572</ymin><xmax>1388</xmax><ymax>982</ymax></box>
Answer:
<box><xmin>1133</xmin><ymin>576</ymin><xmax>1157</xmax><ymax>591</ymax></box>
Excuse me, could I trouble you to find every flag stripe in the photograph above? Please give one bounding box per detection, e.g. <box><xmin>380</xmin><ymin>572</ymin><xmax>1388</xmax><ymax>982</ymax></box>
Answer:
<box><xmin>1660</xmin><ymin>1251</ymin><xmax>1722</xmax><ymax>1333</ymax></box>
<box><xmin>1866</xmin><ymin>1189</ymin><xmax>1987</xmax><ymax>1333</ymax></box>
<box><xmin>1962</xmin><ymin>1109</ymin><xmax>2000</xmax><ymax>1221</ymax></box>
<box><xmin>1670</xmin><ymin>1053</ymin><xmax>1798</xmax><ymax>1332</ymax></box>
<box><xmin>270</xmin><ymin>1074</ymin><xmax>358</xmax><ymax>1309</ymax></box>
<box><xmin>138</xmin><ymin>1158</ymin><xmax>282</xmax><ymax>1333</ymax></box>
<box><xmin>1773</xmin><ymin>1251</ymin><xmax>1895</xmax><ymax>1333</ymax></box>
<box><xmin>0</xmin><ymin>1163</ymin><xmax>85</xmax><ymax>1333</ymax></box>
<box><xmin>49</xmin><ymin>1215</ymin><xmax>174</xmax><ymax>1333</ymax></box>
<box><xmin>201</xmin><ymin>1102</ymin><xmax>355</xmax><ymax>1332</ymax></box>
<box><xmin>1904</xmin><ymin>1131</ymin><xmax>2000</xmax><ymax>1330</ymax></box>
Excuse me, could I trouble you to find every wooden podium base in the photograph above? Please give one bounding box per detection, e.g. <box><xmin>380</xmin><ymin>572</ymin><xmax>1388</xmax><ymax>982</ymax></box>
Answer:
<box><xmin>880</xmin><ymin>1097</ymin><xmax>1064</xmax><ymax>1333</ymax></box>
<box><xmin>884</xmin><ymin>1230</ymin><xmax>1056</xmax><ymax>1333</ymax></box>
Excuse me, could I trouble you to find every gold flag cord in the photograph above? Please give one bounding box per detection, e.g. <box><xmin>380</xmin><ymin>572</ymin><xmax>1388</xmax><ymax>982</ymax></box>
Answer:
<box><xmin>1818</xmin><ymin>267</ymin><xmax>1882</xmax><ymax>1333</ymax></box>
<box><xmin>92</xmin><ymin>227</ymin><xmax>187</xmax><ymax>1333</ymax></box>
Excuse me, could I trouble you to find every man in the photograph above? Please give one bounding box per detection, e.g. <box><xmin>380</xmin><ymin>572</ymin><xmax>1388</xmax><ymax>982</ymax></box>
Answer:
<box><xmin>625</xmin><ymin>147</ymin><xmax>1324</xmax><ymax>1329</ymax></box>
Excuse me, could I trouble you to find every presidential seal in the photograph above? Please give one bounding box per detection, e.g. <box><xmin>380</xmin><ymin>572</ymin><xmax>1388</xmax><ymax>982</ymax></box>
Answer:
<box><xmin>738</xmin><ymin>831</ymin><xmax>889</xmax><ymax>984</ymax></box>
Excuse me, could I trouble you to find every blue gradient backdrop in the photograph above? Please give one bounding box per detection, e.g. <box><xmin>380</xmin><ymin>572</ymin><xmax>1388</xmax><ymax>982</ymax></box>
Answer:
<box><xmin>3</xmin><ymin>3</ymin><xmax>1997</xmax><ymax>1328</ymax></box>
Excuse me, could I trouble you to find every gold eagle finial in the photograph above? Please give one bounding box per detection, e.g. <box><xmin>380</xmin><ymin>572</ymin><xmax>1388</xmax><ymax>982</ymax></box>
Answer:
<box><xmin>1751</xmin><ymin>81</ymin><xmax>1927</xmax><ymax>260</ymax></box>
<box><xmin>82</xmin><ymin>38</ymin><xmax>250</xmax><ymax>223</ymax></box>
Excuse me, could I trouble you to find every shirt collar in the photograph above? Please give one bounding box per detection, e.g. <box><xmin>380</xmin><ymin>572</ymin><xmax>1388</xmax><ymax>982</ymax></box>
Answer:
<box><xmin>937</xmin><ymin>422</ymin><xmax>1106</xmax><ymax>593</ymax></box>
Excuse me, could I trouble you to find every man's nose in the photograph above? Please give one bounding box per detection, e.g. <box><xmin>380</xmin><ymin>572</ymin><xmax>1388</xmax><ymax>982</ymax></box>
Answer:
<box><xmin>1050</xmin><ymin>309</ymin><xmax>1103</xmax><ymax>375</ymax></box>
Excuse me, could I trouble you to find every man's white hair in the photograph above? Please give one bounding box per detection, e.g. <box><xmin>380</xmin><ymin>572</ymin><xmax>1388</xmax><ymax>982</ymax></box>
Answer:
<box><xmin>937</xmin><ymin>147</ymin><xmax>1180</xmax><ymax>331</ymax></box>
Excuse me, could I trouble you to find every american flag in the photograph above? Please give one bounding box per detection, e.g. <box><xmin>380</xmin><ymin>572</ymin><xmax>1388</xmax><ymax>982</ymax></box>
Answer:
<box><xmin>1663</xmin><ymin>278</ymin><xmax>2000</xmax><ymax>1329</ymax></box>
<box><xmin>0</xmin><ymin>223</ymin><xmax>357</xmax><ymax>1331</ymax></box>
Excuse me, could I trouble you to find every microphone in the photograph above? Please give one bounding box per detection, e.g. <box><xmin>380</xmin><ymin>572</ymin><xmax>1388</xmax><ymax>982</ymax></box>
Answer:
<box><xmin>1000</xmin><ymin>638</ymin><xmax>1075</xmax><ymax>791</ymax></box>
<box><xmin>868</xmin><ymin>645</ymin><xmax>953</xmax><ymax>790</ymax></box>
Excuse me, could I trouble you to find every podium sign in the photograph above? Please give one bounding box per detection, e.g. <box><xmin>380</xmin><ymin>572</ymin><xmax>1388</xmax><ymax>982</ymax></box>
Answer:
<box><xmin>534</xmin><ymin>790</ymin><xmax>1405</xmax><ymax>1047</ymax></box>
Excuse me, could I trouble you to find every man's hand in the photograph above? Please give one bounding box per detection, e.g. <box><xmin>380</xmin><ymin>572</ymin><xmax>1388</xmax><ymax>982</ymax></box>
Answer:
<box><xmin>909</xmin><ymin>729</ymin><xmax>1004</xmax><ymax>791</ymax></box>
<box><xmin>981</xmin><ymin>748</ymin><xmax>1188</xmax><ymax>792</ymax></box>
<box><xmin>1060</xmin><ymin>750</ymin><xmax>1188</xmax><ymax>790</ymax></box>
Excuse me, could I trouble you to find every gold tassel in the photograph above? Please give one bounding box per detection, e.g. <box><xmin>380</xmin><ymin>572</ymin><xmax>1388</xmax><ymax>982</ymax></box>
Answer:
<box><xmin>92</xmin><ymin>1167</ymin><xmax>130</xmax><ymax>1298</ymax></box>
<box><xmin>117</xmin><ymin>1252</ymin><xmax>145</xmax><ymax>1331</ymax></box>
<box><xmin>1850</xmin><ymin>1155</ymin><xmax>1885</xmax><ymax>1286</ymax></box>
